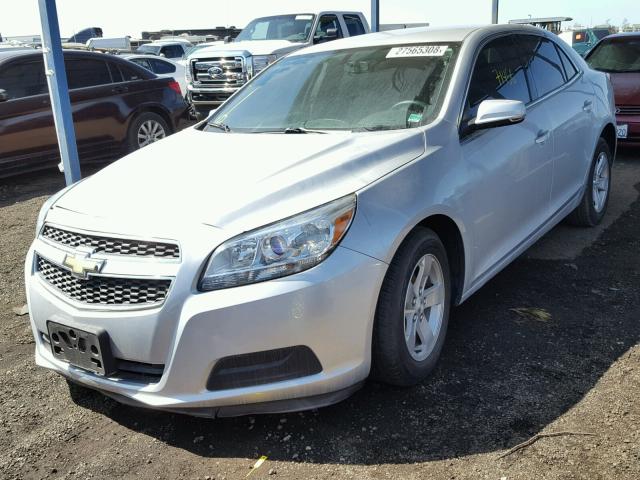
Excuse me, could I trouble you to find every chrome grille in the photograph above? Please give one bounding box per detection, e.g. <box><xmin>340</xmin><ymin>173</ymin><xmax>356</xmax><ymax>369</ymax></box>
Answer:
<box><xmin>191</xmin><ymin>56</ymin><xmax>247</xmax><ymax>88</ymax></box>
<box><xmin>37</xmin><ymin>256</ymin><xmax>171</xmax><ymax>306</ymax></box>
<box><xmin>617</xmin><ymin>105</ymin><xmax>640</xmax><ymax>115</ymax></box>
<box><xmin>41</xmin><ymin>225</ymin><xmax>180</xmax><ymax>259</ymax></box>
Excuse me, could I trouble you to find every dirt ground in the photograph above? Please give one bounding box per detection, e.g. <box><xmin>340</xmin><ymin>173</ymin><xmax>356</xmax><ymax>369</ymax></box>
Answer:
<box><xmin>1</xmin><ymin>152</ymin><xmax>639</xmax><ymax>480</ymax></box>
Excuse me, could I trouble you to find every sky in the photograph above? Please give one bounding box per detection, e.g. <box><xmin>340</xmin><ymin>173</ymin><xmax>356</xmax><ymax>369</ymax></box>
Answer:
<box><xmin>2</xmin><ymin>0</ymin><xmax>639</xmax><ymax>38</ymax></box>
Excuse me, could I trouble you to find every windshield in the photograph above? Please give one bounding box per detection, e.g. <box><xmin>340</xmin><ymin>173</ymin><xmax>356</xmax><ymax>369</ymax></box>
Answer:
<box><xmin>587</xmin><ymin>38</ymin><xmax>640</xmax><ymax>73</ymax></box>
<box><xmin>208</xmin><ymin>44</ymin><xmax>460</xmax><ymax>133</ymax></box>
<box><xmin>137</xmin><ymin>44</ymin><xmax>161</xmax><ymax>55</ymax></box>
<box><xmin>235</xmin><ymin>14</ymin><xmax>315</xmax><ymax>43</ymax></box>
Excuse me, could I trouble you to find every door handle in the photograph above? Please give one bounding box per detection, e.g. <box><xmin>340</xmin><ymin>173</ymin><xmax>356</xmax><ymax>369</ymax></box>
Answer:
<box><xmin>583</xmin><ymin>99</ymin><xmax>593</xmax><ymax>112</ymax></box>
<box><xmin>535</xmin><ymin>130</ymin><xmax>550</xmax><ymax>145</ymax></box>
<box><xmin>112</xmin><ymin>86</ymin><xmax>129</xmax><ymax>94</ymax></box>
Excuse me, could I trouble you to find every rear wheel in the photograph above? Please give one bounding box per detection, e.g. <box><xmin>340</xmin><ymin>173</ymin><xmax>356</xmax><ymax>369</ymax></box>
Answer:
<box><xmin>127</xmin><ymin>112</ymin><xmax>170</xmax><ymax>153</ymax></box>
<box><xmin>371</xmin><ymin>227</ymin><xmax>451</xmax><ymax>386</ymax></box>
<box><xmin>567</xmin><ymin>138</ymin><xmax>612</xmax><ymax>227</ymax></box>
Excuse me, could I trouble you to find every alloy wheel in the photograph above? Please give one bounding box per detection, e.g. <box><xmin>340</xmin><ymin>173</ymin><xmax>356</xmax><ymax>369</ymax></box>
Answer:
<box><xmin>137</xmin><ymin>120</ymin><xmax>166</xmax><ymax>148</ymax></box>
<box><xmin>592</xmin><ymin>151</ymin><xmax>610</xmax><ymax>213</ymax></box>
<box><xmin>403</xmin><ymin>253</ymin><xmax>446</xmax><ymax>362</ymax></box>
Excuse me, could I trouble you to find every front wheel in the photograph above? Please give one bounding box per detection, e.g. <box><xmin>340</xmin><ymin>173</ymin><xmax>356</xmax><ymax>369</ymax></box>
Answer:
<box><xmin>567</xmin><ymin>138</ymin><xmax>612</xmax><ymax>227</ymax></box>
<box><xmin>371</xmin><ymin>227</ymin><xmax>451</xmax><ymax>386</ymax></box>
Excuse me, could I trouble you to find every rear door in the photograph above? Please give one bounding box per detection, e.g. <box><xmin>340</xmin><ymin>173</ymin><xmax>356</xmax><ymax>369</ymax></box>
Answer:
<box><xmin>65</xmin><ymin>56</ymin><xmax>125</xmax><ymax>160</ymax></box>
<box><xmin>0</xmin><ymin>57</ymin><xmax>57</xmax><ymax>174</ymax></box>
<box><xmin>517</xmin><ymin>35</ymin><xmax>594</xmax><ymax>209</ymax></box>
<box><xmin>460</xmin><ymin>34</ymin><xmax>554</xmax><ymax>280</ymax></box>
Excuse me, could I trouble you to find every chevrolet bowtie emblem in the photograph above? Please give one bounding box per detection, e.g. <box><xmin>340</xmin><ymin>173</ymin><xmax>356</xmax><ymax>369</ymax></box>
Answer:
<box><xmin>62</xmin><ymin>253</ymin><xmax>105</xmax><ymax>279</ymax></box>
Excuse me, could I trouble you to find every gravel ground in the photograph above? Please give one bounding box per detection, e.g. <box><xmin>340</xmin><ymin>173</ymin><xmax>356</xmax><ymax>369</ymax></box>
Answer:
<box><xmin>1</xmin><ymin>153</ymin><xmax>639</xmax><ymax>480</ymax></box>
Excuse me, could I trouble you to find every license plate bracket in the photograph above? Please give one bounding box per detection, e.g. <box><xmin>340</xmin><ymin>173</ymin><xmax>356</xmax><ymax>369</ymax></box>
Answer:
<box><xmin>47</xmin><ymin>321</ymin><xmax>115</xmax><ymax>376</ymax></box>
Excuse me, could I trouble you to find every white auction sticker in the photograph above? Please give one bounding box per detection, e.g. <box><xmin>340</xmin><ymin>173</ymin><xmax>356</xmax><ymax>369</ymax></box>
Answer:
<box><xmin>387</xmin><ymin>45</ymin><xmax>449</xmax><ymax>58</ymax></box>
<box><xmin>295</xmin><ymin>15</ymin><xmax>314</xmax><ymax>20</ymax></box>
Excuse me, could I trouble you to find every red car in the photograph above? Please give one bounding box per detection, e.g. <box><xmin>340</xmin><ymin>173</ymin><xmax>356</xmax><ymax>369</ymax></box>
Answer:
<box><xmin>586</xmin><ymin>33</ymin><xmax>640</xmax><ymax>146</ymax></box>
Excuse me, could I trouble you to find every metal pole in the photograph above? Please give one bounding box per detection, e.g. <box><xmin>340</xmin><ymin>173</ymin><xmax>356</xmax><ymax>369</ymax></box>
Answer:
<box><xmin>38</xmin><ymin>0</ymin><xmax>81</xmax><ymax>185</ymax></box>
<box><xmin>371</xmin><ymin>0</ymin><xmax>380</xmax><ymax>32</ymax></box>
<box><xmin>491</xmin><ymin>0</ymin><xmax>499</xmax><ymax>24</ymax></box>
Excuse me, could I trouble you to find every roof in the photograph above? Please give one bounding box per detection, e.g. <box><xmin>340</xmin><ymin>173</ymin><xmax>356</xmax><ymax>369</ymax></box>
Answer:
<box><xmin>602</xmin><ymin>32</ymin><xmax>640</xmax><ymax>39</ymax></box>
<box><xmin>293</xmin><ymin>24</ymin><xmax>545</xmax><ymax>56</ymax></box>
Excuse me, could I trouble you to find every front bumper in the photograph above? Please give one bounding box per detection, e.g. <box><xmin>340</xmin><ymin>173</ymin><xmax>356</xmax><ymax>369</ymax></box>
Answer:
<box><xmin>26</xmin><ymin>234</ymin><xmax>387</xmax><ymax>416</ymax></box>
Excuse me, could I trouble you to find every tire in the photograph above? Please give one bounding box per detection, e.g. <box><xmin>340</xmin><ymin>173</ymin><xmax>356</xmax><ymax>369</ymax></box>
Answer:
<box><xmin>127</xmin><ymin>112</ymin><xmax>170</xmax><ymax>153</ymax></box>
<box><xmin>566</xmin><ymin>138</ymin><xmax>612</xmax><ymax>227</ymax></box>
<box><xmin>371</xmin><ymin>227</ymin><xmax>451</xmax><ymax>386</ymax></box>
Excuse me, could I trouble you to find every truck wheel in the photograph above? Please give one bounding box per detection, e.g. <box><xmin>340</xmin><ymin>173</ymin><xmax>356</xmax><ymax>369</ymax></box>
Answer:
<box><xmin>567</xmin><ymin>138</ymin><xmax>612</xmax><ymax>227</ymax></box>
<box><xmin>371</xmin><ymin>227</ymin><xmax>451</xmax><ymax>386</ymax></box>
<box><xmin>127</xmin><ymin>112</ymin><xmax>170</xmax><ymax>153</ymax></box>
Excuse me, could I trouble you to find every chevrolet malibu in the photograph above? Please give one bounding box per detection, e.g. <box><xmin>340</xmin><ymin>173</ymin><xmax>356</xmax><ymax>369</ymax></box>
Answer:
<box><xmin>26</xmin><ymin>25</ymin><xmax>616</xmax><ymax>417</ymax></box>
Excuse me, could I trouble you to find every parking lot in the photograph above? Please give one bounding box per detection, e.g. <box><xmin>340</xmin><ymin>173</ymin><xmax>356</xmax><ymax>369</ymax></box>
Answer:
<box><xmin>0</xmin><ymin>148</ymin><xmax>638</xmax><ymax>480</ymax></box>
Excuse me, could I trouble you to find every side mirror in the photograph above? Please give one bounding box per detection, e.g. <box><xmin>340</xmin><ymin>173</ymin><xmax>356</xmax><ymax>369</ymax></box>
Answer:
<box><xmin>325</xmin><ymin>28</ymin><xmax>339</xmax><ymax>41</ymax></box>
<box><xmin>224</xmin><ymin>36</ymin><xmax>231</xmax><ymax>44</ymax></box>
<box><xmin>0</xmin><ymin>89</ymin><xmax>8</xmax><ymax>102</ymax></box>
<box><xmin>470</xmin><ymin>99</ymin><xmax>526</xmax><ymax>130</ymax></box>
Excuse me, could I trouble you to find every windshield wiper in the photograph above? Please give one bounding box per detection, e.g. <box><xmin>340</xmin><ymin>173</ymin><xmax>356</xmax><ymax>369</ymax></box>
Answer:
<box><xmin>283</xmin><ymin>127</ymin><xmax>327</xmax><ymax>134</ymax></box>
<box><xmin>207</xmin><ymin>122</ymin><xmax>232</xmax><ymax>133</ymax></box>
<box><xmin>353</xmin><ymin>125</ymin><xmax>401</xmax><ymax>132</ymax></box>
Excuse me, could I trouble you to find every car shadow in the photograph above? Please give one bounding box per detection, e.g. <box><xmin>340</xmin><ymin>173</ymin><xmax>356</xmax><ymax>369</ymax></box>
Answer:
<box><xmin>67</xmin><ymin>184</ymin><xmax>640</xmax><ymax>465</ymax></box>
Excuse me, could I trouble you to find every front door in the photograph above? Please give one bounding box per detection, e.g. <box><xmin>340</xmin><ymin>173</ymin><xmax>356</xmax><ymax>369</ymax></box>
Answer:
<box><xmin>460</xmin><ymin>34</ymin><xmax>553</xmax><ymax>281</ymax></box>
<box><xmin>0</xmin><ymin>58</ymin><xmax>57</xmax><ymax>174</ymax></box>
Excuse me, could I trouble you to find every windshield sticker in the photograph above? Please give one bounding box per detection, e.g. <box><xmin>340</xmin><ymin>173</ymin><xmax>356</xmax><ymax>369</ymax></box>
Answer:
<box><xmin>295</xmin><ymin>15</ymin><xmax>314</xmax><ymax>20</ymax></box>
<box><xmin>387</xmin><ymin>45</ymin><xmax>449</xmax><ymax>58</ymax></box>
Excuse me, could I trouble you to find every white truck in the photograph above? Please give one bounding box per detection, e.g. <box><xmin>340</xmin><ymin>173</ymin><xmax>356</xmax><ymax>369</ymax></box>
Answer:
<box><xmin>185</xmin><ymin>11</ymin><xmax>369</xmax><ymax>118</ymax></box>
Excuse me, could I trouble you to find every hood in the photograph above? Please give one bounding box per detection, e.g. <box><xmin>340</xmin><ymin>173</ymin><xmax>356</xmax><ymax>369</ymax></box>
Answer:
<box><xmin>55</xmin><ymin>128</ymin><xmax>425</xmax><ymax>235</ymax></box>
<box><xmin>609</xmin><ymin>72</ymin><xmax>640</xmax><ymax>106</ymax></box>
<box><xmin>189</xmin><ymin>40</ymin><xmax>303</xmax><ymax>58</ymax></box>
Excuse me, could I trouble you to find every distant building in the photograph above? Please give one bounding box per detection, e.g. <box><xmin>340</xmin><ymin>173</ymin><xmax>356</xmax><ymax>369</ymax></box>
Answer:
<box><xmin>509</xmin><ymin>17</ymin><xmax>573</xmax><ymax>35</ymax></box>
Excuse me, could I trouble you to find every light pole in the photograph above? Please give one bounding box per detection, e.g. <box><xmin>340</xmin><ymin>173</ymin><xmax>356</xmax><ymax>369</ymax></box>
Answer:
<box><xmin>371</xmin><ymin>0</ymin><xmax>380</xmax><ymax>32</ymax></box>
<box><xmin>492</xmin><ymin>0</ymin><xmax>499</xmax><ymax>24</ymax></box>
<box><xmin>38</xmin><ymin>0</ymin><xmax>81</xmax><ymax>185</ymax></box>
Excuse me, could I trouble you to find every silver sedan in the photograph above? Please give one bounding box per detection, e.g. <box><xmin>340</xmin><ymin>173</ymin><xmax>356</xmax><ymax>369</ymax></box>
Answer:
<box><xmin>26</xmin><ymin>24</ymin><xmax>616</xmax><ymax>417</ymax></box>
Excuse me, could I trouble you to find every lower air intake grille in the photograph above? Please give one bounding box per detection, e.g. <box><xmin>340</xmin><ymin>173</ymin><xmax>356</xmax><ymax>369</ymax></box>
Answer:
<box><xmin>37</xmin><ymin>256</ymin><xmax>171</xmax><ymax>306</ymax></box>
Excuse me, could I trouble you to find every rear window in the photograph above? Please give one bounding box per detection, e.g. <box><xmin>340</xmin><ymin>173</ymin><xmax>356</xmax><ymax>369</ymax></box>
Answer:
<box><xmin>587</xmin><ymin>38</ymin><xmax>640</xmax><ymax>73</ymax></box>
<box><xmin>119</xmin><ymin>64</ymin><xmax>145</xmax><ymax>82</ymax></box>
<box><xmin>150</xmin><ymin>59</ymin><xmax>176</xmax><ymax>74</ymax></box>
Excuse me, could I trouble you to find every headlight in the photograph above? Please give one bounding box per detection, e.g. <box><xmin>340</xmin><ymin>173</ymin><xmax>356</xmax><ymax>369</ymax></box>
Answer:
<box><xmin>199</xmin><ymin>195</ymin><xmax>356</xmax><ymax>291</ymax></box>
<box><xmin>252</xmin><ymin>54</ymin><xmax>277</xmax><ymax>75</ymax></box>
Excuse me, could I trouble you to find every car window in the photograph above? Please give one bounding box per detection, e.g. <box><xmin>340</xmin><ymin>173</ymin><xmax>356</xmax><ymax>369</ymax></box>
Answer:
<box><xmin>160</xmin><ymin>45</ymin><xmax>184</xmax><ymax>59</ymax></box>
<box><xmin>0</xmin><ymin>59</ymin><xmax>47</xmax><ymax>99</ymax></box>
<box><xmin>65</xmin><ymin>58</ymin><xmax>112</xmax><ymax>89</ymax></box>
<box><xmin>573</xmin><ymin>31</ymin><xmax>588</xmax><ymax>44</ymax></box>
<box><xmin>556</xmin><ymin>44</ymin><xmax>578</xmax><ymax>80</ymax></box>
<box><xmin>150</xmin><ymin>59</ymin><xmax>176</xmax><ymax>74</ymax></box>
<box><xmin>130</xmin><ymin>58</ymin><xmax>153</xmax><ymax>71</ymax></box>
<box><xmin>586</xmin><ymin>38</ymin><xmax>640</xmax><ymax>73</ymax></box>
<box><xmin>518</xmin><ymin>35</ymin><xmax>566</xmax><ymax>98</ymax></box>
<box><xmin>119</xmin><ymin>64</ymin><xmax>145</xmax><ymax>82</ymax></box>
<box><xmin>464</xmin><ymin>35</ymin><xmax>531</xmax><ymax>121</ymax></box>
<box><xmin>107</xmin><ymin>62</ymin><xmax>124</xmax><ymax>83</ymax></box>
<box><xmin>314</xmin><ymin>15</ymin><xmax>344</xmax><ymax>42</ymax></box>
<box><xmin>343</xmin><ymin>14</ymin><xmax>366</xmax><ymax>36</ymax></box>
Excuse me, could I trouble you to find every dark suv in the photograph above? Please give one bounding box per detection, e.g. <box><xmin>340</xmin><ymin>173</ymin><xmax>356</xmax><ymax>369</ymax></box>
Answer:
<box><xmin>0</xmin><ymin>50</ymin><xmax>189</xmax><ymax>177</ymax></box>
